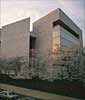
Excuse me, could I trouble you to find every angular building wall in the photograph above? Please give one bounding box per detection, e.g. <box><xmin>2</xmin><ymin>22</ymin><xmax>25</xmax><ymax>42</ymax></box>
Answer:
<box><xmin>33</xmin><ymin>9</ymin><xmax>60</xmax><ymax>57</ymax></box>
<box><xmin>1</xmin><ymin>18</ymin><xmax>30</xmax><ymax>58</ymax></box>
<box><xmin>33</xmin><ymin>8</ymin><xmax>83</xmax><ymax>57</ymax></box>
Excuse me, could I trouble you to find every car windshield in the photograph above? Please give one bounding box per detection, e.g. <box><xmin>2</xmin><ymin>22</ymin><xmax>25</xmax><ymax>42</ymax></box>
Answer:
<box><xmin>9</xmin><ymin>92</ymin><xmax>15</xmax><ymax>95</ymax></box>
<box><xmin>4</xmin><ymin>93</ymin><xmax>7</xmax><ymax>95</ymax></box>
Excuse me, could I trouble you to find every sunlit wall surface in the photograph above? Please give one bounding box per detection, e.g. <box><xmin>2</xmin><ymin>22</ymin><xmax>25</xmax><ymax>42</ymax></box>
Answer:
<box><xmin>52</xmin><ymin>26</ymin><xmax>60</xmax><ymax>53</ymax></box>
<box><xmin>1</xmin><ymin>18</ymin><xmax>30</xmax><ymax>58</ymax></box>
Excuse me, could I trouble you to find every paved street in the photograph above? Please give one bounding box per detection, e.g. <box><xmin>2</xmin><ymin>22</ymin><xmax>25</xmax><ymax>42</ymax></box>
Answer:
<box><xmin>0</xmin><ymin>83</ymin><xmax>82</xmax><ymax>100</ymax></box>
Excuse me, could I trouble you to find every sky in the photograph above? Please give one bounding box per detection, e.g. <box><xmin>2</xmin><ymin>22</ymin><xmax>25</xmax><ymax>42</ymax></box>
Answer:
<box><xmin>0</xmin><ymin>0</ymin><xmax>85</xmax><ymax>46</ymax></box>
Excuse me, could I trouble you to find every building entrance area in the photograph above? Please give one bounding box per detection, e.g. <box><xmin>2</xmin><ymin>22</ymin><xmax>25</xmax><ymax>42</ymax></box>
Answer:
<box><xmin>29</xmin><ymin>36</ymin><xmax>36</xmax><ymax>58</ymax></box>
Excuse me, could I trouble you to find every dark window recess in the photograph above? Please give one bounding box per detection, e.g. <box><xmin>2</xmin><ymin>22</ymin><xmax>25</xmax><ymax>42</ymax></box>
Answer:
<box><xmin>29</xmin><ymin>36</ymin><xmax>36</xmax><ymax>57</ymax></box>
<box><xmin>30</xmin><ymin>36</ymin><xmax>36</xmax><ymax>49</ymax></box>
<box><xmin>53</xmin><ymin>20</ymin><xmax>79</xmax><ymax>39</ymax></box>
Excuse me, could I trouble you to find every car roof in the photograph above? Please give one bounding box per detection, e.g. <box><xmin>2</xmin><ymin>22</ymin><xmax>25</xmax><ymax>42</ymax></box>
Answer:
<box><xmin>0</xmin><ymin>91</ymin><xmax>14</xmax><ymax>93</ymax></box>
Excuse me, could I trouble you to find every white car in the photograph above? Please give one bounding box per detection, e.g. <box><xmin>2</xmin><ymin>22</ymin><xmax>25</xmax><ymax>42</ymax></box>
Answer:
<box><xmin>0</xmin><ymin>91</ymin><xmax>19</xmax><ymax>100</ymax></box>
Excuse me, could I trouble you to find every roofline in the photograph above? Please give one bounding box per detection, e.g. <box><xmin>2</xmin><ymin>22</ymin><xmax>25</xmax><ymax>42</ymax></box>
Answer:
<box><xmin>59</xmin><ymin>8</ymin><xmax>82</xmax><ymax>32</ymax></box>
<box><xmin>33</xmin><ymin>8</ymin><xmax>60</xmax><ymax>24</ymax></box>
<box><xmin>33</xmin><ymin>8</ymin><xmax>82</xmax><ymax>32</ymax></box>
<box><xmin>2</xmin><ymin>17</ymin><xmax>30</xmax><ymax>28</ymax></box>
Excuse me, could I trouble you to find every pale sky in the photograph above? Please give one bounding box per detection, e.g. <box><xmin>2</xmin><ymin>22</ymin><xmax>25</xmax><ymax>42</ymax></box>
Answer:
<box><xmin>0</xmin><ymin>0</ymin><xmax>85</xmax><ymax>46</ymax></box>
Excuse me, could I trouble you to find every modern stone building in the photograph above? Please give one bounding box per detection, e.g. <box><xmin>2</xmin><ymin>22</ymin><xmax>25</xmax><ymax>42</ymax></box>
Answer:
<box><xmin>33</xmin><ymin>8</ymin><xmax>83</xmax><ymax>57</ymax></box>
<box><xmin>0</xmin><ymin>8</ymin><xmax>83</xmax><ymax>59</ymax></box>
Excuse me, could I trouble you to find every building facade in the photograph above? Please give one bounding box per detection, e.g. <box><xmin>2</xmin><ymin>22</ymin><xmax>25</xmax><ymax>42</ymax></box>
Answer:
<box><xmin>0</xmin><ymin>8</ymin><xmax>83</xmax><ymax>59</ymax></box>
<box><xmin>33</xmin><ymin>8</ymin><xmax>83</xmax><ymax>57</ymax></box>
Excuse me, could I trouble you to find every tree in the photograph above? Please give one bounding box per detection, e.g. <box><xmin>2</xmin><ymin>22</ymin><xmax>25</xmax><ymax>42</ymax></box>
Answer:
<box><xmin>28</xmin><ymin>47</ymin><xmax>84</xmax><ymax>82</ymax></box>
<box><xmin>8</xmin><ymin>57</ymin><xmax>25</xmax><ymax>76</ymax></box>
<box><xmin>49</xmin><ymin>48</ymin><xmax>84</xmax><ymax>81</ymax></box>
<box><xmin>0</xmin><ymin>58</ymin><xmax>10</xmax><ymax>75</ymax></box>
<box><xmin>30</xmin><ymin>54</ymin><xmax>47</xmax><ymax>80</ymax></box>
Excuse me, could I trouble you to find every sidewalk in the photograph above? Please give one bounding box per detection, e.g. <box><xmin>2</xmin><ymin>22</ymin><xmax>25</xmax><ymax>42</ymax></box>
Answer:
<box><xmin>0</xmin><ymin>83</ymin><xmax>81</xmax><ymax>100</ymax></box>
